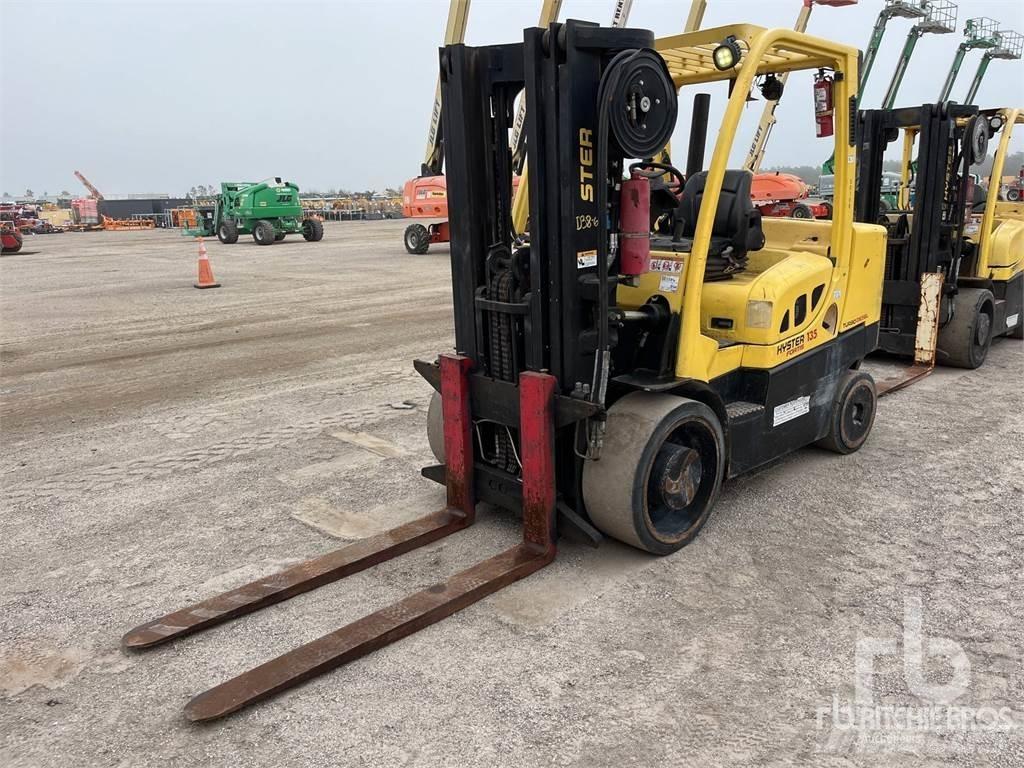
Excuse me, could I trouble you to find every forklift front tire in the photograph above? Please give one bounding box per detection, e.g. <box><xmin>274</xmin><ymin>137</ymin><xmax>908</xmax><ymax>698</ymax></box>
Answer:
<box><xmin>217</xmin><ymin>221</ymin><xmax>238</xmax><ymax>244</ymax></box>
<box><xmin>937</xmin><ymin>288</ymin><xmax>994</xmax><ymax>369</ymax></box>
<box><xmin>815</xmin><ymin>369</ymin><xmax>877</xmax><ymax>455</ymax></box>
<box><xmin>404</xmin><ymin>223</ymin><xmax>430</xmax><ymax>255</ymax></box>
<box><xmin>582</xmin><ymin>392</ymin><xmax>725</xmax><ymax>556</ymax></box>
<box><xmin>426</xmin><ymin>391</ymin><xmax>445</xmax><ymax>464</ymax></box>
<box><xmin>302</xmin><ymin>218</ymin><xmax>324</xmax><ymax>242</ymax></box>
<box><xmin>253</xmin><ymin>220</ymin><xmax>275</xmax><ymax>246</ymax></box>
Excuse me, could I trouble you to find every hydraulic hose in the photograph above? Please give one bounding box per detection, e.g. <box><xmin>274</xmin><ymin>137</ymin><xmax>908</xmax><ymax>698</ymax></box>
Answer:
<box><xmin>592</xmin><ymin>48</ymin><xmax>677</xmax><ymax>407</ymax></box>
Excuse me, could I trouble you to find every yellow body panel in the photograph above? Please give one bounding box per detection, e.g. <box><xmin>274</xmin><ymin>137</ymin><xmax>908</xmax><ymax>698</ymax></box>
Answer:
<box><xmin>623</xmin><ymin>26</ymin><xmax>879</xmax><ymax>382</ymax></box>
<box><xmin>615</xmin><ymin>219</ymin><xmax>886</xmax><ymax>375</ymax></box>
<box><xmin>976</xmin><ymin>109</ymin><xmax>1024</xmax><ymax>282</ymax></box>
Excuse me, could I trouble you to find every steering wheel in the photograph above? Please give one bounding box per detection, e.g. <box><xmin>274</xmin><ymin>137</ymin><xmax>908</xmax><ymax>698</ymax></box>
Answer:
<box><xmin>628</xmin><ymin>161</ymin><xmax>685</xmax><ymax>195</ymax></box>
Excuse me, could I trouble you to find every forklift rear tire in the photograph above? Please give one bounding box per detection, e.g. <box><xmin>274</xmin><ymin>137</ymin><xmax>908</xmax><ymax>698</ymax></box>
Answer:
<box><xmin>275</xmin><ymin>232</ymin><xmax>286</xmax><ymax>242</ymax></box>
<box><xmin>1008</xmin><ymin>189</ymin><xmax>1021</xmax><ymax>202</ymax></box>
<box><xmin>815</xmin><ymin>369</ymin><xmax>877</xmax><ymax>455</ymax></box>
<box><xmin>253</xmin><ymin>220</ymin><xmax>275</xmax><ymax>246</ymax></box>
<box><xmin>936</xmin><ymin>288</ymin><xmax>994</xmax><ymax>369</ymax></box>
<box><xmin>302</xmin><ymin>219</ymin><xmax>324</xmax><ymax>242</ymax></box>
<box><xmin>404</xmin><ymin>223</ymin><xmax>430</xmax><ymax>255</ymax></box>
<box><xmin>217</xmin><ymin>221</ymin><xmax>238</xmax><ymax>244</ymax></box>
<box><xmin>582</xmin><ymin>392</ymin><xmax>725</xmax><ymax>555</ymax></box>
<box><xmin>791</xmin><ymin>203</ymin><xmax>813</xmax><ymax>219</ymax></box>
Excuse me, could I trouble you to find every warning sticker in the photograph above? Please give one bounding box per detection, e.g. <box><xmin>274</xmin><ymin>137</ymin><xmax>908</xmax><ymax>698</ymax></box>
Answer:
<box><xmin>772</xmin><ymin>395</ymin><xmax>810</xmax><ymax>427</ymax></box>
<box><xmin>659</xmin><ymin>275</ymin><xmax>679</xmax><ymax>293</ymax></box>
<box><xmin>1008</xmin><ymin>313</ymin><xmax>1020</xmax><ymax>329</ymax></box>
<box><xmin>650</xmin><ymin>258</ymin><xmax>683</xmax><ymax>274</ymax></box>
<box><xmin>577</xmin><ymin>250</ymin><xmax>597</xmax><ymax>269</ymax></box>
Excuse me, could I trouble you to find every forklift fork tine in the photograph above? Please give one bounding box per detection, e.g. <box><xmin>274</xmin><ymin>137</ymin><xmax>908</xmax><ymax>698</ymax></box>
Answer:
<box><xmin>185</xmin><ymin>541</ymin><xmax>555</xmax><ymax>721</ymax></box>
<box><xmin>122</xmin><ymin>509</ymin><xmax>470</xmax><ymax>650</ymax></box>
<box><xmin>185</xmin><ymin>371</ymin><xmax>558</xmax><ymax>722</ymax></box>
<box><xmin>123</xmin><ymin>354</ymin><xmax>477</xmax><ymax>651</ymax></box>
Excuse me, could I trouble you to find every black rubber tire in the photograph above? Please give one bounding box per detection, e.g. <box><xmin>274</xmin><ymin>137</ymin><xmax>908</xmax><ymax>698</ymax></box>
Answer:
<box><xmin>815</xmin><ymin>369</ymin><xmax>877</xmax><ymax>455</ymax></box>
<box><xmin>274</xmin><ymin>232</ymin><xmax>286</xmax><ymax>242</ymax></box>
<box><xmin>217</xmin><ymin>221</ymin><xmax>238</xmax><ymax>244</ymax></box>
<box><xmin>791</xmin><ymin>203</ymin><xmax>813</xmax><ymax>219</ymax></box>
<box><xmin>582</xmin><ymin>392</ymin><xmax>725</xmax><ymax>555</ymax></box>
<box><xmin>253</xmin><ymin>220</ymin><xmax>276</xmax><ymax>246</ymax></box>
<box><xmin>1008</xmin><ymin>188</ymin><xmax>1021</xmax><ymax>202</ymax></box>
<box><xmin>404</xmin><ymin>223</ymin><xmax>430</xmax><ymax>254</ymax></box>
<box><xmin>302</xmin><ymin>218</ymin><xmax>324</xmax><ymax>242</ymax></box>
<box><xmin>426</xmin><ymin>391</ymin><xmax>445</xmax><ymax>463</ymax></box>
<box><xmin>936</xmin><ymin>288</ymin><xmax>994</xmax><ymax>369</ymax></box>
<box><xmin>821</xmin><ymin>200</ymin><xmax>833</xmax><ymax>220</ymax></box>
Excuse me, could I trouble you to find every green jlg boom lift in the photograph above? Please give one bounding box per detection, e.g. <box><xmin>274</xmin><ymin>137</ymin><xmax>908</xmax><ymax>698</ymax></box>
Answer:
<box><xmin>187</xmin><ymin>178</ymin><xmax>325</xmax><ymax>246</ymax></box>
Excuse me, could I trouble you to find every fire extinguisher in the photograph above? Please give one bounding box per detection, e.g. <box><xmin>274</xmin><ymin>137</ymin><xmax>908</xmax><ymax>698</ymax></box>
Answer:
<box><xmin>619</xmin><ymin>171</ymin><xmax>651</xmax><ymax>276</ymax></box>
<box><xmin>814</xmin><ymin>70</ymin><xmax>834</xmax><ymax>139</ymax></box>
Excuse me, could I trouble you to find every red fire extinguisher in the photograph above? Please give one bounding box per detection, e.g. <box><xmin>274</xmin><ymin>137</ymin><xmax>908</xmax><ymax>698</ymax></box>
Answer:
<box><xmin>814</xmin><ymin>70</ymin><xmax>834</xmax><ymax>139</ymax></box>
<box><xmin>619</xmin><ymin>171</ymin><xmax>650</xmax><ymax>276</ymax></box>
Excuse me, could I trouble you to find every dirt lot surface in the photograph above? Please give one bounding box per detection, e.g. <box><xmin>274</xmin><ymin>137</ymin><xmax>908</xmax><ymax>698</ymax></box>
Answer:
<box><xmin>1</xmin><ymin>221</ymin><xmax>1021</xmax><ymax>767</ymax></box>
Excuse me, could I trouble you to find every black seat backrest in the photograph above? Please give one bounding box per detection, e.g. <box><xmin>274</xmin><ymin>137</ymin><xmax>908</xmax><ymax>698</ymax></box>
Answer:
<box><xmin>675</xmin><ymin>170</ymin><xmax>765</xmax><ymax>255</ymax></box>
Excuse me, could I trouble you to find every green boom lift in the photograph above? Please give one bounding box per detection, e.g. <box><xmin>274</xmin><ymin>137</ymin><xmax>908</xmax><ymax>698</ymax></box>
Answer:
<box><xmin>187</xmin><ymin>178</ymin><xmax>325</xmax><ymax>246</ymax></box>
<box><xmin>963</xmin><ymin>28</ymin><xmax>1023</xmax><ymax>104</ymax></box>
<box><xmin>937</xmin><ymin>17</ymin><xmax>1001</xmax><ymax>101</ymax></box>
<box><xmin>821</xmin><ymin>0</ymin><xmax>930</xmax><ymax>175</ymax></box>
<box><xmin>879</xmin><ymin>0</ymin><xmax>957</xmax><ymax>109</ymax></box>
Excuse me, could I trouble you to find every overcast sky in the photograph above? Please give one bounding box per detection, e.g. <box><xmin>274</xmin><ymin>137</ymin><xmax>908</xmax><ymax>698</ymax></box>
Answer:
<box><xmin>2</xmin><ymin>0</ymin><xmax>1022</xmax><ymax>196</ymax></box>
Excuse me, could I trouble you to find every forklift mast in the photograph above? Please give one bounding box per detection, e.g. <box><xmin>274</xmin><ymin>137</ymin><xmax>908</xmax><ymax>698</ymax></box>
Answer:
<box><xmin>854</xmin><ymin>102</ymin><xmax>980</xmax><ymax>354</ymax></box>
<box><xmin>440</xmin><ymin>20</ymin><xmax>676</xmax><ymax>509</ymax></box>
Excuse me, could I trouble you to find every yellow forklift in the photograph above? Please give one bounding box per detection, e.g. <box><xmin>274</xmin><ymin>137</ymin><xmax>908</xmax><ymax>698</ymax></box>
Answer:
<box><xmin>123</xmin><ymin>22</ymin><xmax>885</xmax><ymax>720</ymax></box>
<box><xmin>967</xmin><ymin>107</ymin><xmax>1024</xmax><ymax>340</ymax></box>
<box><xmin>856</xmin><ymin>103</ymin><xmax>1022</xmax><ymax>391</ymax></box>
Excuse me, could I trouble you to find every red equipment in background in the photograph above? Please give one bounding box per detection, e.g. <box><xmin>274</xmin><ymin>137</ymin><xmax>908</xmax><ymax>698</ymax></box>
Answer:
<box><xmin>1</xmin><ymin>222</ymin><xmax>23</xmax><ymax>254</ymax></box>
<box><xmin>401</xmin><ymin>175</ymin><xmax>450</xmax><ymax>255</ymax></box>
<box><xmin>750</xmin><ymin>172</ymin><xmax>830</xmax><ymax>219</ymax></box>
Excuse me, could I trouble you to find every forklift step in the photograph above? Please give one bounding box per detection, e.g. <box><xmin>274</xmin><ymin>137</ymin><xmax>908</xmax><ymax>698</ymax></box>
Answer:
<box><xmin>725</xmin><ymin>401</ymin><xmax>765</xmax><ymax>421</ymax></box>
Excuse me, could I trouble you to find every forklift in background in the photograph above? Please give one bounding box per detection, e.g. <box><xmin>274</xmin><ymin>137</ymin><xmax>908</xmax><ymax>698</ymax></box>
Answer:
<box><xmin>124</xmin><ymin>21</ymin><xmax>883</xmax><ymax>721</ymax></box>
<box><xmin>855</xmin><ymin>103</ymin><xmax>1022</xmax><ymax>393</ymax></box>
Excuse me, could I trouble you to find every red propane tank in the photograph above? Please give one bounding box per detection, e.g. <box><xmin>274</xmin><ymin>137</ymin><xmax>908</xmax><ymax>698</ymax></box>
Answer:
<box><xmin>619</xmin><ymin>172</ymin><xmax>650</xmax><ymax>276</ymax></box>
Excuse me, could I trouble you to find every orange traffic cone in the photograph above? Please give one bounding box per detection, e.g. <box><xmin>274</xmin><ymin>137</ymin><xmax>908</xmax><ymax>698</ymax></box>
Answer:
<box><xmin>194</xmin><ymin>237</ymin><xmax>220</xmax><ymax>289</ymax></box>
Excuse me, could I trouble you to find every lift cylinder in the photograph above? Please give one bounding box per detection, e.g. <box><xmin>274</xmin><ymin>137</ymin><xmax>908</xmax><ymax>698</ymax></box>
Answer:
<box><xmin>619</xmin><ymin>172</ymin><xmax>650</xmax><ymax>276</ymax></box>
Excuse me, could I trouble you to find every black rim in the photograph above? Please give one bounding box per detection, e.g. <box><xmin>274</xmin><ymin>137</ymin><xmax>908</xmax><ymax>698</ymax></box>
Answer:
<box><xmin>840</xmin><ymin>382</ymin><xmax>873</xmax><ymax>447</ymax></box>
<box><xmin>643</xmin><ymin>417</ymin><xmax>719</xmax><ymax>543</ymax></box>
<box><xmin>975</xmin><ymin>310</ymin><xmax>991</xmax><ymax>349</ymax></box>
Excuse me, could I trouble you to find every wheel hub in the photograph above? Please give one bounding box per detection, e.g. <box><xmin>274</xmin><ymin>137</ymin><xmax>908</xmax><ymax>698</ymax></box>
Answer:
<box><xmin>975</xmin><ymin>312</ymin><xmax>991</xmax><ymax>347</ymax></box>
<box><xmin>651</xmin><ymin>443</ymin><xmax>703</xmax><ymax>511</ymax></box>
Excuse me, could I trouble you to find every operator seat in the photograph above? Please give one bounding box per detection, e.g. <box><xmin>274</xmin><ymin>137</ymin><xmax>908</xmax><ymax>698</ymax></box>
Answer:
<box><xmin>670</xmin><ymin>170</ymin><xmax>766</xmax><ymax>281</ymax></box>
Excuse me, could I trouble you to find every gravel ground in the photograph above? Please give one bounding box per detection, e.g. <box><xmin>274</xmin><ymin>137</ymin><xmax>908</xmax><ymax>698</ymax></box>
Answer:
<box><xmin>1</xmin><ymin>221</ymin><xmax>1021</xmax><ymax>767</ymax></box>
